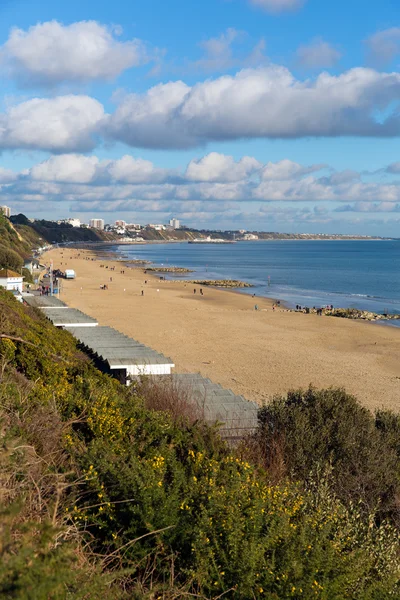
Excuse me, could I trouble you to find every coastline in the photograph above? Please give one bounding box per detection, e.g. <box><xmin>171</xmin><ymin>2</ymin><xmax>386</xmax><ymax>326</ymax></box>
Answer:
<box><xmin>100</xmin><ymin>239</ymin><xmax>400</xmax><ymax>318</ymax></box>
<box><xmin>41</xmin><ymin>247</ymin><xmax>400</xmax><ymax>412</ymax></box>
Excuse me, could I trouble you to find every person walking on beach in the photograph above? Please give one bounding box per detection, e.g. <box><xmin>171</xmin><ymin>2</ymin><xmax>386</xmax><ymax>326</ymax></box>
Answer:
<box><xmin>254</xmin><ymin>304</ymin><xmax>258</xmax><ymax>311</ymax></box>
<box><xmin>141</xmin><ymin>290</ymin><xmax>144</xmax><ymax>296</ymax></box>
<box><xmin>200</xmin><ymin>288</ymin><xmax>203</xmax><ymax>295</ymax></box>
<box><xmin>194</xmin><ymin>288</ymin><xmax>196</xmax><ymax>294</ymax></box>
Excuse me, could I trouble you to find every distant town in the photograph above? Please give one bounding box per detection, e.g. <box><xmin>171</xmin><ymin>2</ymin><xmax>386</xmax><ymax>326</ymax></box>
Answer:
<box><xmin>0</xmin><ymin>205</ymin><xmax>388</xmax><ymax>243</ymax></box>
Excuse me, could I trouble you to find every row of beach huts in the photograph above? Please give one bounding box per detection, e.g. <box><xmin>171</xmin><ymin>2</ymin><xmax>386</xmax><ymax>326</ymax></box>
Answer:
<box><xmin>24</xmin><ymin>294</ymin><xmax>258</xmax><ymax>441</ymax></box>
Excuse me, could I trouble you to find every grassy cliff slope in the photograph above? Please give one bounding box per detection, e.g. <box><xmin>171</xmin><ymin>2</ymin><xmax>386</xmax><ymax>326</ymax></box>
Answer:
<box><xmin>1</xmin><ymin>289</ymin><xmax>400</xmax><ymax>598</ymax></box>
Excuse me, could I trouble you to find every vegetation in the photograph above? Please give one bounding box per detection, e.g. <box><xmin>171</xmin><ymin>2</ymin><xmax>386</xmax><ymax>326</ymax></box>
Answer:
<box><xmin>0</xmin><ymin>213</ymin><xmax>34</xmax><ymax>270</ymax></box>
<box><xmin>1</xmin><ymin>289</ymin><xmax>400</xmax><ymax>598</ymax></box>
<box><xmin>10</xmin><ymin>214</ymin><xmax>117</xmax><ymax>244</ymax></box>
<box><xmin>254</xmin><ymin>388</ymin><xmax>400</xmax><ymax>524</ymax></box>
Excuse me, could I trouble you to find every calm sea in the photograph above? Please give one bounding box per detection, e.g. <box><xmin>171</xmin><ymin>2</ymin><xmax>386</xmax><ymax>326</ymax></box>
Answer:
<box><xmin>113</xmin><ymin>240</ymin><xmax>400</xmax><ymax>321</ymax></box>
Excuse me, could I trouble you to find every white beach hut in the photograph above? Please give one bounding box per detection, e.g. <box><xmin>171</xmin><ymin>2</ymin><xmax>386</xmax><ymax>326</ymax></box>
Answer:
<box><xmin>0</xmin><ymin>269</ymin><xmax>24</xmax><ymax>293</ymax></box>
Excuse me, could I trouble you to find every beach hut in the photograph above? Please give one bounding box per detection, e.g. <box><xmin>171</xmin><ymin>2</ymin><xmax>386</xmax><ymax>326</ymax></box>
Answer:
<box><xmin>0</xmin><ymin>269</ymin><xmax>24</xmax><ymax>293</ymax></box>
<box><xmin>68</xmin><ymin>326</ymin><xmax>175</xmax><ymax>384</ymax></box>
<box><xmin>65</xmin><ymin>269</ymin><xmax>76</xmax><ymax>279</ymax></box>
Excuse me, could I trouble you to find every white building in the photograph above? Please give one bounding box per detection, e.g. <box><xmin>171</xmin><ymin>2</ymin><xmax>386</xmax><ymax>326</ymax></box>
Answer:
<box><xmin>66</xmin><ymin>218</ymin><xmax>81</xmax><ymax>228</ymax></box>
<box><xmin>148</xmin><ymin>224</ymin><xmax>166</xmax><ymax>231</ymax></box>
<box><xmin>242</xmin><ymin>233</ymin><xmax>259</xmax><ymax>240</ymax></box>
<box><xmin>89</xmin><ymin>218</ymin><xmax>105</xmax><ymax>230</ymax></box>
<box><xmin>59</xmin><ymin>218</ymin><xmax>81</xmax><ymax>227</ymax></box>
<box><xmin>0</xmin><ymin>269</ymin><xmax>24</xmax><ymax>293</ymax></box>
<box><xmin>0</xmin><ymin>206</ymin><xmax>11</xmax><ymax>218</ymax></box>
<box><xmin>169</xmin><ymin>218</ymin><xmax>180</xmax><ymax>229</ymax></box>
<box><xmin>126</xmin><ymin>223</ymin><xmax>142</xmax><ymax>231</ymax></box>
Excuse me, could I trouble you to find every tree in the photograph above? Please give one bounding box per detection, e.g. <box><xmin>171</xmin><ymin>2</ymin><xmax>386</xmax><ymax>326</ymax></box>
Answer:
<box><xmin>0</xmin><ymin>245</ymin><xmax>23</xmax><ymax>272</ymax></box>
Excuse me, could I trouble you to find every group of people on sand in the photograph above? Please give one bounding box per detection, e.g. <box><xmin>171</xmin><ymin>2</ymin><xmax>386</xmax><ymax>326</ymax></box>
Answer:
<box><xmin>295</xmin><ymin>304</ymin><xmax>334</xmax><ymax>315</ymax></box>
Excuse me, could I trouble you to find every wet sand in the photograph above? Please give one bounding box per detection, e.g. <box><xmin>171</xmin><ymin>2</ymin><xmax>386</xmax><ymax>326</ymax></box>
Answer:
<box><xmin>43</xmin><ymin>248</ymin><xmax>400</xmax><ymax>411</ymax></box>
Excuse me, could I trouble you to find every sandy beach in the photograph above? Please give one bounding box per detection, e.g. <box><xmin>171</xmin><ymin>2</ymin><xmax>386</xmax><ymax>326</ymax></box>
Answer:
<box><xmin>42</xmin><ymin>247</ymin><xmax>400</xmax><ymax>412</ymax></box>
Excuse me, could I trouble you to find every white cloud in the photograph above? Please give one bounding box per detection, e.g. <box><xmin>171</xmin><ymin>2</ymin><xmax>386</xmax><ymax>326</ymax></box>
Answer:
<box><xmin>3</xmin><ymin>155</ymin><xmax>400</xmax><ymax>217</ymax></box>
<box><xmin>1</xmin><ymin>65</ymin><xmax>400</xmax><ymax>153</ymax></box>
<box><xmin>29</xmin><ymin>154</ymin><xmax>100</xmax><ymax>183</ymax></box>
<box><xmin>296</xmin><ymin>38</ymin><xmax>341</xmax><ymax>69</ymax></box>
<box><xmin>105</xmin><ymin>155</ymin><xmax>169</xmax><ymax>184</ymax></box>
<box><xmin>366</xmin><ymin>28</ymin><xmax>400</xmax><ymax>65</ymax></box>
<box><xmin>107</xmin><ymin>66</ymin><xmax>400</xmax><ymax>149</ymax></box>
<box><xmin>0</xmin><ymin>20</ymin><xmax>149</xmax><ymax>85</ymax></box>
<box><xmin>261</xmin><ymin>159</ymin><xmax>326</xmax><ymax>180</ymax></box>
<box><xmin>185</xmin><ymin>152</ymin><xmax>262</xmax><ymax>182</ymax></box>
<box><xmin>0</xmin><ymin>167</ymin><xmax>17</xmax><ymax>183</ymax></box>
<box><xmin>319</xmin><ymin>169</ymin><xmax>360</xmax><ymax>185</ymax></box>
<box><xmin>27</xmin><ymin>153</ymin><xmax>168</xmax><ymax>185</ymax></box>
<box><xmin>0</xmin><ymin>95</ymin><xmax>104</xmax><ymax>152</ymax></box>
<box><xmin>249</xmin><ymin>0</ymin><xmax>305</xmax><ymax>13</ymax></box>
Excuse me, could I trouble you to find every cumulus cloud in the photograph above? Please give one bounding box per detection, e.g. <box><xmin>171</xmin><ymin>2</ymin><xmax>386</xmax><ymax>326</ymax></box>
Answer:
<box><xmin>249</xmin><ymin>0</ymin><xmax>305</xmax><ymax>13</ymax></box>
<box><xmin>0</xmin><ymin>167</ymin><xmax>17</xmax><ymax>183</ymax></box>
<box><xmin>319</xmin><ymin>169</ymin><xmax>360</xmax><ymax>186</ymax></box>
<box><xmin>3</xmin><ymin>154</ymin><xmax>400</xmax><ymax>215</ymax></box>
<box><xmin>366</xmin><ymin>28</ymin><xmax>400</xmax><ymax>66</ymax></box>
<box><xmin>0</xmin><ymin>20</ymin><xmax>149</xmax><ymax>85</ymax></box>
<box><xmin>261</xmin><ymin>159</ymin><xmax>326</xmax><ymax>180</ymax></box>
<box><xmin>27</xmin><ymin>154</ymin><xmax>169</xmax><ymax>185</ymax></box>
<box><xmin>185</xmin><ymin>152</ymin><xmax>262</xmax><ymax>182</ymax></box>
<box><xmin>0</xmin><ymin>95</ymin><xmax>104</xmax><ymax>152</ymax></box>
<box><xmin>29</xmin><ymin>155</ymin><xmax>99</xmax><ymax>183</ymax></box>
<box><xmin>296</xmin><ymin>38</ymin><xmax>341</xmax><ymax>69</ymax></box>
<box><xmin>104</xmin><ymin>155</ymin><xmax>169</xmax><ymax>184</ymax></box>
<box><xmin>106</xmin><ymin>66</ymin><xmax>400</xmax><ymax>149</ymax></box>
<box><xmin>1</xmin><ymin>65</ymin><xmax>400</xmax><ymax>153</ymax></box>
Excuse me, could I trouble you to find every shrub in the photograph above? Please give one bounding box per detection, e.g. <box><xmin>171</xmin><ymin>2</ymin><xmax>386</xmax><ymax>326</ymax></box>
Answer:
<box><xmin>0</xmin><ymin>245</ymin><xmax>23</xmax><ymax>271</ymax></box>
<box><xmin>256</xmin><ymin>387</ymin><xmax>400</xmax><ymax>523</ymax></box>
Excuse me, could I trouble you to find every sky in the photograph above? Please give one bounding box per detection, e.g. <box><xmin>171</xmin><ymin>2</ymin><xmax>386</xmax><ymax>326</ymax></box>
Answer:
<box><xmin>1</xmin><ymin>0</ymin><xmax>400</xmax><ymax>234</ymax></box>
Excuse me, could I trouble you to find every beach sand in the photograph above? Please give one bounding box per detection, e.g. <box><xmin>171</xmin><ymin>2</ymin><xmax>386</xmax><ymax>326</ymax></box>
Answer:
<box><xmin>43</xmin><ymin>248</ymin><xmax>400</xmax><ymax>412</ymax></box>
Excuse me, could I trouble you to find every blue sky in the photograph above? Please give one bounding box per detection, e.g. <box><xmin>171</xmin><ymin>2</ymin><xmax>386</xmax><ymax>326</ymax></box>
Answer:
<box><xmin>1</xmin><ymin>0</ymin><xmax>400</xmax><ymax>235</ymax></box>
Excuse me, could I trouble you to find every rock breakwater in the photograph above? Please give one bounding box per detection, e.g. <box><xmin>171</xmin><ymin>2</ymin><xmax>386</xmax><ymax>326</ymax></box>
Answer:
<box><xmin>184</xmin><ymin>279</ymin><xmax>253</xmax><ymax>288</ymax></box>
<box><xmin>145</xmin><ymin>267</ymin><xmax>194</xmax><ymax>273</ymax></box>
<box><xmin>325</xmin><ymin>308</ymin><xmax>400</xmax><ymax>321</ymax></box>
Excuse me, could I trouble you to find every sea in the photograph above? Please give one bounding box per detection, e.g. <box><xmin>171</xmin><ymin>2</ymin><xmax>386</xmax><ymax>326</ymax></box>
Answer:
<box><xmin>112</xmin><ymin>240</ymin><xmax>400</xmax><ymax>325</ymax></box>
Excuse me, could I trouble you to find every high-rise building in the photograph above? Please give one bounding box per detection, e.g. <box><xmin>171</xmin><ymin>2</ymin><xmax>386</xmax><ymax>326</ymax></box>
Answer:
<box><xmin>169</xmin><ymin>218</ymin><xmax>180</xmax><ymax>229</ymax></box>
<box><xmin>0</xmin><ymin>206</ymin><xmax>11</xmax><ymax>218</ymax></box>
<box><xmin>89</xmin><ymin>218</ymin><xmax>105</xmax><ymax>230</ymax></box>
<box><xmin>115</xmin><ymin>220</ymin><xmax>126</xmax><ymax>228</ymax></box>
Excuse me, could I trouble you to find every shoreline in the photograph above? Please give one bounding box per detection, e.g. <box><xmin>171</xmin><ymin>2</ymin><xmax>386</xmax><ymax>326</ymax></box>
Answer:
<box><xmin>114</xmin><ymin>245</ymin><xmax>400</xmax><ymax>324</ymax></box>
<box><xmin>56</xmin><ymin>242</ymin><xmax>400</xmax><ymax>324</ymax></box>
<box><xmin>41</xmin><ymin>247</ymin><xmax>400</xmax><ymax>412</ymax></box>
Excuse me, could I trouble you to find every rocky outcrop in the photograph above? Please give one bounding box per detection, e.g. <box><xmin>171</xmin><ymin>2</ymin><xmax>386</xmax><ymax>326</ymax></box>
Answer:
<box><xmin>325</xmin><ymin>308</ymin><xmax>400</xmax><ymax>321</ymax></box>
<box><xmin>145</xmin><ymin>267</ymin><xmax>194</xmax><ymax>273</ymax></box>
<box><xmin>184</xmin><ymin>279</ymin><xmax>253</xmax><ymax>288</ymax></box>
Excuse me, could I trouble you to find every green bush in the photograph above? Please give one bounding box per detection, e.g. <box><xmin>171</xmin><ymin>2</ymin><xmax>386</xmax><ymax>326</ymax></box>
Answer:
<box><xmin>256</xmin><ymin>387</ymin><xmax>400</xmax><ymax>523</ymax></box>
<box><xmin>0</xmin><ymin>245</ymin><xmax>23</xmax><ymax>271</ymax></box>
